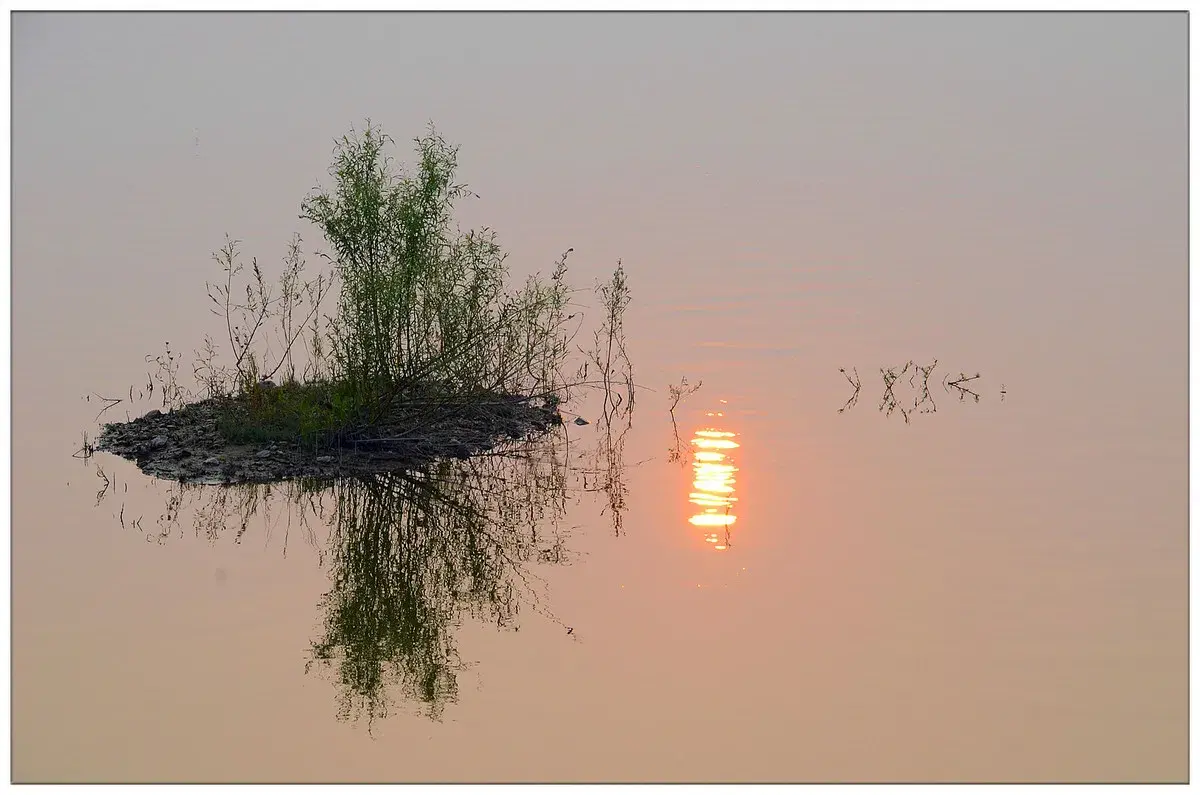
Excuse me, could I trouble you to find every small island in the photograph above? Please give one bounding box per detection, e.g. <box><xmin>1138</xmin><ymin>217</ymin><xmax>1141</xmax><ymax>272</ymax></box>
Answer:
<box><xmin>94</xmin><ymin>122</ymin><xmax>631</xmax><ymax>483</ymax></box>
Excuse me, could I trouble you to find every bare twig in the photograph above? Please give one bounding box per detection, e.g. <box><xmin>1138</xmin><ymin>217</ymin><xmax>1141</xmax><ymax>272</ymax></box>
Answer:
<box><xmin>94</xmin><ymin>466</ymin><xmax>111</xmax><ymax>506</ymax></box>
<box><xmin>667</xmin><ymin>376</ymin><xmax>702</xmax><ymax>464</ymax></box>
<box><xmin>945</xmin><ymin>372</ymin><xmax>982</xmax><ymax>402</ymax></box>
<box><xmin>88</xmin><ymin>393</ymin><xmax>123</xmax><ymax>422</ymax></box>
<box><xmin>837</xmin><ymin>367</ymin><xmax>861</xmax><ymax>414</ymax></box>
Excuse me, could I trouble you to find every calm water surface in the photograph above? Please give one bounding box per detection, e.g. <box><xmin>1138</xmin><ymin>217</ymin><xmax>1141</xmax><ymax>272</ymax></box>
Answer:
<box><xmin>13</xmin><ymin>12</ymin><xmax>1186</xmax><ymax>782</ymax></box>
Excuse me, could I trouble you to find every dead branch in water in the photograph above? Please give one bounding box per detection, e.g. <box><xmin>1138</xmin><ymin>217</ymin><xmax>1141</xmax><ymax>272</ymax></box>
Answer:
<box><xmin>837</xmin><ymin>360</ymin><xmax>994</xmax><ymax>421</ymax></box>
<box><xmin>945</xmin><ymin>372</ymin><xmax>982</xmax><ymax>402</ymax></box>
<box><xmin>667</xmin><ymin>376</ymin><xmax>702</xmax><ymax>465</ymax></box>
<box><xmin>86</xmin><ymin>393</ymin><xmax>123</xmax><ymax>422</ymax></box>
<box><xmin>837</xmin><ymin>367</ymin><xmax>861</xmax><ymax>414</ymax></box>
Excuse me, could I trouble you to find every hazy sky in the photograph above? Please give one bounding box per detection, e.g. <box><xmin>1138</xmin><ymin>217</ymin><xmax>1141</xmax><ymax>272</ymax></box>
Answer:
<box><xmin>14</xmin><ymin>12</ymin><xmax>1186</xmax><ymax>396</ymax></box>
<box><xmin>12</xmin><ymin>12</ymin><xmax>1187</xmax><ymax>782</ymax></box>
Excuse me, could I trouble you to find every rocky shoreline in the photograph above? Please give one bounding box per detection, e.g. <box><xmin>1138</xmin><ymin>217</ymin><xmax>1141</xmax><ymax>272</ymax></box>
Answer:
<box><xmin>95</xmin><ymin>394</ymin><xmax>564</xmax><ymax>484</ymax></box>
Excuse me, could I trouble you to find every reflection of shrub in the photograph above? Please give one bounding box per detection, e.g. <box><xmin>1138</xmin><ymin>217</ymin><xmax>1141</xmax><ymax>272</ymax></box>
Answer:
<box><xmin>109</xmin><ymin>375</ymin><xmax>617</xmax><ymax>727</ymax></box>
<box><xmin>305</xmin><ymin>455</ymin><xmax>572</xmax><ymax>724</ymax></box>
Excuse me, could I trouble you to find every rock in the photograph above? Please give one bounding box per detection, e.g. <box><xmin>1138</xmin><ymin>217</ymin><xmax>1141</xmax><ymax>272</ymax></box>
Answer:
<box><xmin>147</xmin><ymin>435</ymin><xmax>169</xmax><ymax>450</ymax></box>
<box><xmin>143</xmin><ymin>409</ymin><xmax>163</xmax><ymax>420</ymax></box>
<box><xmin>316</xmin><ymin>456</ymin><xmax>335</xmax><ymax>464</ymax></box>
<box><xmin>573</xmin><ymin>417</ymin><xmax>589</xmax><ymax>426</ymax></box>
<box><xmin>255</xmin><ymin>449</ymin><xmax>273</xmax><ymax>459</ymax></box>
<box><xmin>203</xmin><ymin>457</ymin><xmax>220</xmax><ymax>466</ymax></box>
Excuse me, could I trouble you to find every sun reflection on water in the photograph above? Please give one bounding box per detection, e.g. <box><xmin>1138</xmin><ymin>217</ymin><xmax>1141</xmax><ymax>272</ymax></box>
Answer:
<box><xmin>688</xmin><ymin>409</ymin><xmax>739</xmax><ymax>550</ymax></box>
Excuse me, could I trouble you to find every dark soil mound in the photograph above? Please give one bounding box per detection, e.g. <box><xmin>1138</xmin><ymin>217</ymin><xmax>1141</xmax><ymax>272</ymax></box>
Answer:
<box><xmin>96</xmin><ymin>392</ymin><xmax>563</xmax><ymax>484</ymax></box>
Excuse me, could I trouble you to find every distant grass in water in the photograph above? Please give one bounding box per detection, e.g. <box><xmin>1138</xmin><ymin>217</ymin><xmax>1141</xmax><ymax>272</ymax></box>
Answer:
<box><xmin>140</xmin><ymin>120</ymin><xmax>631</xmax><ymax>454</ymax></box>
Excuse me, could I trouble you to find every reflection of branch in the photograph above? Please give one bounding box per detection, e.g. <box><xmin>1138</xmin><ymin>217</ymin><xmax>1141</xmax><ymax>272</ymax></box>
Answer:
<box><xmin>879</xmin><ymin>361</ymin><xmax>911</xmax><ymax>418</ymax></box>
<box><xmin>576</xmin><ymin>285</ymin><xmax>637</xmax><ymax>533</ymax></box>
<box><xmin>837</xmin><ymin>368</ymin><xmax>860</xmax><ymax>413</ymax></box>
<box><xmin>945</xmin><ymin>372</ymin><xmax>982</xmax><ymax>403</ymax></box>
<box><xmin>94</xmin><ymin>467</ymin><xmax>111</xmax><ymax>506</ymax></box>
<box><xmin>912</xmin><ymin>359</ymin><xmax>937</xmax><ymax>415</ymax></box>
<box><xmin>836</xmin><ymin>360</ymin><xmax>991</xmax><ymax>421</ymax></box>
<box><xmin>73</xmin><ymin>431</ymin><xmax>95</xmax><ymax>461</ymax></box>
<box><xmin>87</xmin><ymin>393</ymin><xmax>123</xmax><ymax>422</ymax></box>
<box><xmin>587</xmin><ymin>386</ymin><xmax>634</xmax><ymax>536</ymax></box>
<box><xmin>667</xmin><ymin>376</ymin><xmax>702</xmax><ymax>464</ymax></box>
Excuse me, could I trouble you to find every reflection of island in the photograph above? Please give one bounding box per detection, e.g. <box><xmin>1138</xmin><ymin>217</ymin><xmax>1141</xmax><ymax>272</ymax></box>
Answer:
<box><xmin>113</xmin><ymin>429</ymin><xmax>586</xmax><ymax>728</ymax></box>
<box><xmin>687</xmin><ymin>408</ymin><xmax>739</xmax><ymax>551</ymax></box>
<box><xmin>306</xmin><ymin>451</ymin><xmax>571</xmax><ymax>726</ymax></box>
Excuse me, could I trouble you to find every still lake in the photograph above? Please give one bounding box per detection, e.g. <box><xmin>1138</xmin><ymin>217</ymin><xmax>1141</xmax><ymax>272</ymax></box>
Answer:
<box><xmin>12</xmin><ymin>12</ymin><xmax>1187</xmax><ymax>783</ymax></box>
